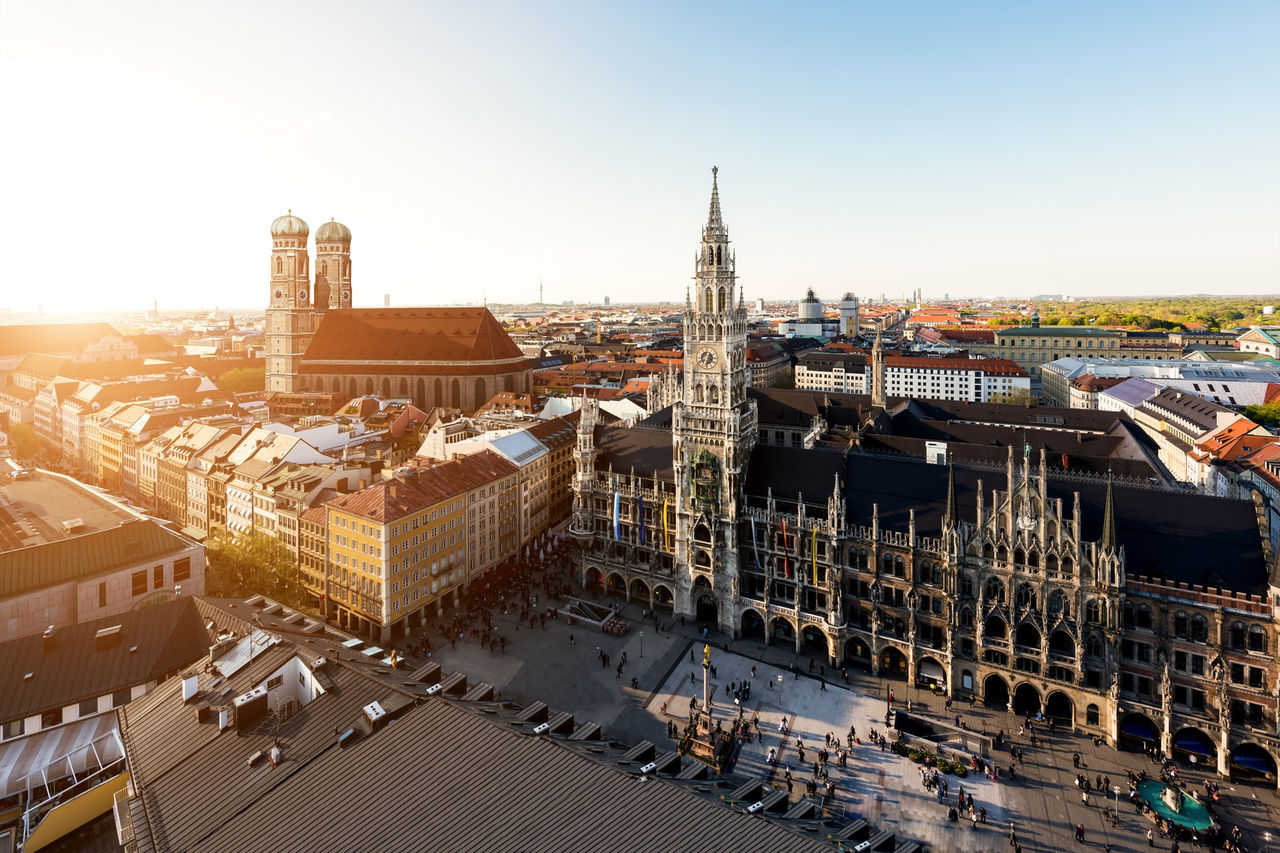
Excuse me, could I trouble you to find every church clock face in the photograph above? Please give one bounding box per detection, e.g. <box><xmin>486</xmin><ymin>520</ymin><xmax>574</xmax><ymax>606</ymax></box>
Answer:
<box><xmin>696</xmin><ymin>347</ymin><xmax>718</xmax><ymax>370</ymax></box>
<box><xmin>342</xmin><ymin>289</ymin><xmax>351</xmax><ymax>304</ymax></box>
<box><xmin>273</xmin><ymin>288</ymin><xmax>284</xmax><ymax>301</ymax></box>
<box><xmin>297</xmin><ymin>288</ymin><xmax>308</xmax><ymax>304</ymax></box>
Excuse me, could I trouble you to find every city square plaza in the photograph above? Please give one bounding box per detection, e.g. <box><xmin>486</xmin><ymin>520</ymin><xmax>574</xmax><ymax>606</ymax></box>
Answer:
<box><xmin>422</xmin><ymin>597</ymin><xmax>1279</xmax><ymax>853</ymax></box>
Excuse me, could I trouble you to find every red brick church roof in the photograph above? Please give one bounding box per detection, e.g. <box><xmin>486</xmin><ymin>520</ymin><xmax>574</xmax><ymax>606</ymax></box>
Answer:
<box><xmin>301</xmin><ymin>308</ymin><xmax>527</xmax><ymax>375</ymax></box>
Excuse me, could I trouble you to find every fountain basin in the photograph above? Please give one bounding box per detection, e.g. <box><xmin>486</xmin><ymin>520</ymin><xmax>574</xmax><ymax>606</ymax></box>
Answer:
<box><xmin>1136</xmin><ymin>780</ymin><xmax>1215</xmax><ymax>832</ymax></box>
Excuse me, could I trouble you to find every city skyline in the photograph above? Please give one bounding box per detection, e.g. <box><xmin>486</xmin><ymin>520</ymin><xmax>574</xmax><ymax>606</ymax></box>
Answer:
<box><xmin>1</xmin><ymin>0</ymin><xmax>1277</xmax><ymax>314</ymax></box>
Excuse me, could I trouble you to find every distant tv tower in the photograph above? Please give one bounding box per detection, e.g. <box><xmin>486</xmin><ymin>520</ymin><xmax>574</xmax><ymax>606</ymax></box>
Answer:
<box><xmin>539</xmin><ymin>279</ymin><xmax>543</xmax><ymax>305</ymax></box>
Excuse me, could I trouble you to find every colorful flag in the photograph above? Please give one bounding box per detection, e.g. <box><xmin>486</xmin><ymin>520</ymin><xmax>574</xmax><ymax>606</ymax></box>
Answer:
<box><xmin>662</xmin><ymin>499</ymin><xmax>670</xmax><ymax>551</ymax></box>
<box><xmin>812</xmin><ymin>525</ymin><xmax>818</xmax><ymax>586</ymax></box>
<box><xmin>612</xmin><ymin>491</ymin><xmax>620</xmax><ymax>541</ymax></box>
<box><xmin>750</xmin><ymin>515</ymin><xmax>761</xmax><ymax>570</ymax></box>
<box><xmin>781</xmin><ymin>518</ymin><xmax>790</xmax><ymax>578</ymax></box>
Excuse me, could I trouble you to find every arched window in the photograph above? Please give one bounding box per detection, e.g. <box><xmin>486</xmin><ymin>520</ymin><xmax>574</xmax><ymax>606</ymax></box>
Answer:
<box><xmin>983</xmin><ymin>543</ymin><xmax>994</xmax><ymax>560</ymax></box>
<box><xmin>1014</xmin><ymin>548</ymin><xmax>1025</xmax><ymax>564</ymax></box>
<box><xmin>997</xmin><ymin>545</ymin><xmax>1008</xmax><ymax>563</ymax></box>
<box><xmin>321</xmin><ymin>261</ymin><xmax>329</xmax><ymax>278</ymax></box>
<box><xmin>451</xmin><ymin>378</ymin><xmax>461</xmax><ymax>408</ymax></box>
<box><xmin>1027</xmin><ymin>551</ymin><xmax>1039</xmax><ymax>569</ymax></box>
<box><xmin>717</xmin><ymin>287</ymin><xmax>726</xmax><ymax>312</ymax></box>
<box><xmin>1248</xmin><ymin>625</ymin><xmax>1267</xmax><ymax>652</ymax></box>
<box><xmin>695</xmin><ymin>384</ymin><xmax>705</xmax><ymax>403</ymax></box>
<box><xmin>1173</xmin><ymin>612</ymin><xmax>1190</xmax><ymax>639</ymax></box>
<box><xmin>882</xmin><ymin>553</ymin><xmax>893</xmax><ymax>573</ymax></box>
<box><xmin>1086</xmin><ymin>704</ymin><xmax>1100</xmax><ymax>726</ymax></box>
<box><xmin>1046</xmin><ymin>554</ymin><xmax>1059</xmax><ymax>573</ymax></box>
<box><xmin>364</xmin><ymin>377</ymin><xmax>375</xmax><ymax>395</ymax></box>
<box><xmin>709</xmin><ymin>385</ymin><xmax>719</xmax><ymax>404</ymax></box>
<box><xmin>1135</xmin><ymin>605</ymin><xmax>1152</xmax><ymax>629</ymax></box>
<box><xmin>1085</xmin><ymin>599</ymin><xmax>1102</xmax><ymax>625</ymax></box>
<box><xmin>1016</xmin><ymin>583</ymin><xmax>1037</xmax><ymax>611</ymax></box>
<box><xmin>959</xmin><ymin>607</ymin><xmax>974</xmax><ymax>627</ymax></box>
<box><xmin>959</xmin><ymin>573</ymin><xmax>974</xmax><ymax>597</ymax></box>
<box><xmin>399</xmin><ymin>378</ymin><xmax>409</xmax><ymax>396</ymax></box>
<box><xmin>1061</xmin><ymin>557</ymin><xmax>1074</xmax><ymax>576</ymax></box>
<box><xmin>1048</xmin><ymin>590</ymin><xmax>1068</xmax><ymax>618</ymax></box>
<box><xmin>1190</xmin><ymin>616</ymin><xmax>1208</xmax><ymax>643</ymax></box>
<box><xmin>474</xmin><ymin>378</ymin><xmax>486</xmax><ymax>408</ymax></box>
<box><xmin>984</xmin><ymin>577</ymin><xmax>1005</xmax><ymax>604</ymax></box>
<box><xmin>434</xmin><ymin>378</ymin><xmax>443</xmax><ymax>407</ymax></box>
<box><xmin>1229</xmin><ymin>622</ymin><xmax>1246</xmax><ymax>649</ymax></box>
<box><xmin>1123</xmin><ymin>601</ymin><xmax>1135</xmax><ymax>629</ymax></box>
<box><xmin>275</xmin><ymin>257</ymin><xmax>283</xmax><ymax>275</ymax></box>
<box><xmin>1085</xmin><ymin>633</ymin><xmax>1103</xmax><ymax>657</ymax></box>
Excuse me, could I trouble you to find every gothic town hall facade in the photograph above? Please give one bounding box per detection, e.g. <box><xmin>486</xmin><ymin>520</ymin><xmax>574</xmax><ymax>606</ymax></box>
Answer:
<box><xmin>570</xmin><ymin>170</ymin><xmax>1280</xmax><ymax>787</ymax></box>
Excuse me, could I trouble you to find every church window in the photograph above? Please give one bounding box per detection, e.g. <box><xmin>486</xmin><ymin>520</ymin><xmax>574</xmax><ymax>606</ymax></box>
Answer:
<box><xmin>1015</xmin><ymin>584</ymin><xmax>1037</xmax><ymax>611</ymax></box>
<box><xmin>275</xmin><ymin>257</ymin><xmax>283</xmax><ymax>275</ymax></box>
<box><xmin>1248</xmin><ymin>625</ymin><xmax>1266</xmax><ymax>652</ymax></box>
<box><xmin>717</xmin><ymin>286</ymin><xmax>726</xmax><ymax>312</ymax></box>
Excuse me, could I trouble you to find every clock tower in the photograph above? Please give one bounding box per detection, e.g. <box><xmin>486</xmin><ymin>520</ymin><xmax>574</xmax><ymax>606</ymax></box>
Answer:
<box><xmin>671</xmin><ymin>168</ymin><xmax>758</xmax><ymax>631</ymax></box>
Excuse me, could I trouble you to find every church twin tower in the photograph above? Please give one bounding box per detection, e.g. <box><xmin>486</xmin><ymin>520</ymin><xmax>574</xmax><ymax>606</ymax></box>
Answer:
<box><xmin>265</xmin><ymin>212</ymin><xmax>354</xmax><ymax>393</ymax></box>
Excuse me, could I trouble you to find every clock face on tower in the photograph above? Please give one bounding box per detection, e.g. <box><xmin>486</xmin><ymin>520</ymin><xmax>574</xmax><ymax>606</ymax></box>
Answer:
<box><xmin>273</xmin><ymin>288</ymin><xmax>284</xmax><ymax>301</ymax></box>
<box><xmin>297</xmin><ymin>288</ymin><xmax>308</xmax><ymax>304</ymax></box>
<box><xmin>696</xmin><ymin>347</ymin><xmax>718</xmax><ymax>369</ymax></box>
<box><xmin>342</xmin><ymin>289</ymin><xmax>351</xmax><ymax>304</ymax></box>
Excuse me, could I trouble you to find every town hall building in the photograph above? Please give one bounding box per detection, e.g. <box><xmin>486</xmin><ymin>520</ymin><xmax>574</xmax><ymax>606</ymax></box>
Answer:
<box><xmin>570</xmin><ymin>170</ymin><xmax>1280</xmax><ymax>787</ymax></box>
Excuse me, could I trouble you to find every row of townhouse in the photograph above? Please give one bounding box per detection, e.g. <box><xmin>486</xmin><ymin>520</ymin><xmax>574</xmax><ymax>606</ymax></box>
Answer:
<box><xmin>321</xmin><ymin>451</ymin><xmax>523</xmax><ymax>641</ymax></box>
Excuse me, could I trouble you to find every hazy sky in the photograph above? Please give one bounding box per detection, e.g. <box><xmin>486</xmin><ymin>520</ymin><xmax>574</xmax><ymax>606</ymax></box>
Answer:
<box><xmin>1</xmin><ymin>0</ymin><xmax>1277</xmax><ymax>313</ymax></box>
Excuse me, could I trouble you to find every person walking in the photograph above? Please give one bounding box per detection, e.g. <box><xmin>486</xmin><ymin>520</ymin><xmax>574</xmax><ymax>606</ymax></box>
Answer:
<box><xmin>1147</xmin><ymin>827</ymin><xmax>1154</xmax><ymax>847</ymax></box>
<box><xmin>1073</xmin><ymin>752</ymin><xmax>1080</xmax><ymax>768</ymax></box>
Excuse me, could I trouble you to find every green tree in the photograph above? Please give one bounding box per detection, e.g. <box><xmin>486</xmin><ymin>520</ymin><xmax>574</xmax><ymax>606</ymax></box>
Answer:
<box><xmin>1244</xmin><ymin>402</ymin><xmax>1280</xmax><ymax>427</ymax></box>
<box><xmin>7</xmin><ymin>422</ymin><xmax>41</xmax><ymax>460</ymax></box>
<box><xmin>773</xmin><ymin>367</ymin><xmax>796</xmax><ymax>389</ymax></box>
<box><xmin>989</xmin><ymin>388</ymin><xmax>1037</xmax><ymax>407</ymax></box>
<box><xmin>205</xmin><ymin>529</ymin><xmax>309</xmax><ymax>610</ymax></box>
<box><xmin>218</xmin><ymin>367</ymin><xmax>266</xmax><ymax>393</ymax></box>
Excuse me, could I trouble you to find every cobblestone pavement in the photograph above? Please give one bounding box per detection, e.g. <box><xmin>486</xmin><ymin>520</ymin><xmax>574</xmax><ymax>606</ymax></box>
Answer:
<box><xmin>414</xmin><ymin>595</ymin><xmax>1280</xmax><ymax>853</ymax></box>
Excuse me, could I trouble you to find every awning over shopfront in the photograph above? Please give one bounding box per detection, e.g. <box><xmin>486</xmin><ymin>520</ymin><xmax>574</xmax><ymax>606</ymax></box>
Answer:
<box><xmin>0</xmin><ymin>714</ymin><xmax>121</xmax><ymax>799</ymax></box>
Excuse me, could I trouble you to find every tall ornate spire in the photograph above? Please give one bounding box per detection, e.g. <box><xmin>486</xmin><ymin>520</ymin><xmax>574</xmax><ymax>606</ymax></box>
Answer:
<box><xmin>703</xmin><ymin>166</ymin><xmax>728</xmax><ymax>242</ymax></box>
<box><xmin>1101</xmin><ymin>468</ymin><xmax>1117</xmax><ymax>552</ymax></box>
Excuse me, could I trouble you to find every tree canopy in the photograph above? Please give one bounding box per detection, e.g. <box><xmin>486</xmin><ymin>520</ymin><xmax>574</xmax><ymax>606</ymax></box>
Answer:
<box><xmin>218</xmin><ymin>367</ymin><xmax>266</xmax><ymax>393</ymax></box>
<box><xmin>205</xmin><ymin>529</ymin><xmax>309</xmax><ymax>610</ymax></box>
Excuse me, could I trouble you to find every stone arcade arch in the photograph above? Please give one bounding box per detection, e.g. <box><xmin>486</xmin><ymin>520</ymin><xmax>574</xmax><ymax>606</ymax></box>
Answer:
<box><xmin>770</xmin><ymin>616</ymin><xmax>795</xmax><ymax>643</ymax></box>
<box><xmin>1013</xmin><ymin>682</ymin><xmax>1041</xmax><ymax>716</ymax></box>
<box><xmin>606</xmin><ymin>572</ymin><xmax>626</xmax><ymax>595</ymax></box>
<box><xmin>692</xmin><ymin>576</ymin><xmax>716</xmax><ymax>626</ymax></box>
<box><xmin>585</xmin><ymin>567</ymin><xmax>604</xmax><ymax>589</ymax></box>
<box><xmin>1172</xmin><ymin>727</ymin><xmax>1215</xmax><ymax>765</ymax></box>
<box><xmin>800</xmin><ymin>625</ymin><xmax>827</xmax><ymax>655</ymax></box>
<box><xmin>652</xmin><ymin>584</ymin><xmax>674</xmax><ymax>612</ymax></box>
<box><xmin>740</xmin><ymin>609</ymin><xmax>765</xmax><ymax>639</ymax></box>
<box><xmin>983</xmin><ymin>673</ymin><xmax>1010</xmax><ymax>709</ymax></box>
<box><xmin>1044</xmin><ymin>691</ymin><xmax>1074</xmax><ymax>727</ymax></box>
<box><xmin>1118</xmin><ymin>713</ymin><xmax>1160</xmax><ymax>753</ymax></box>
<box><xmin>879</xmin><ymin>646</ymin><xmax>907</xmax><ymax>678</ymax></box>
<box><xmin>629</xmin><ymin>578</ymin><xmax>651</xmax><ymax>606</ymax></box>
<box><xmin>1228</xmin><ymin>742</ymin><xmax>1278</xmax><ymax>785</ymax></box>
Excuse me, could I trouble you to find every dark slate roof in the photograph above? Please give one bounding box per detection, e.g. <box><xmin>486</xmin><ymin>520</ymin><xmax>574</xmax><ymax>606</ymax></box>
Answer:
<box><xmin>884</xmin><ymin>455</ymin><xmax>1260</xmax><ymax>590</ymax></box>
<box><xmin>0</xmin><ymin>518</ymin><xmax>196</xmax><ymax>599</ymax></box>
<box><xmin>0</xmin><ymin>597</ymin><xmax>211</xmax><ymax>723</ymax></box>
<box><xmin>180</xmin><ymin>696</ymin><xmax>833</xmax><ymax>853</ymax></box>
<box><xmin>745</xmin><ymin>447</ymin><xmax>1265</xmax><ymax>592</ymax></box>
<box><xmin>596</xmin><ymin>424</ymin><xmax>674</xmax><ymax>481</ymax></box>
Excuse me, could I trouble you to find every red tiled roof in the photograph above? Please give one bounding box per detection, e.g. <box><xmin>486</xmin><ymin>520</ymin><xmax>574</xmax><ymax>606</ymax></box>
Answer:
<box><xmin>301</xmin><ymin>308</ymin><xmax>526</xmax><ymax>373</ymax></box>
<box><xmin>325</xmin><ymin>450</ymin><xmax>517</xmax><ymax>522</ymax></box>
<box><xmin>933</xmin><ymin>328</ymin><xmax>996</xmax><ymax>344</ymax></box>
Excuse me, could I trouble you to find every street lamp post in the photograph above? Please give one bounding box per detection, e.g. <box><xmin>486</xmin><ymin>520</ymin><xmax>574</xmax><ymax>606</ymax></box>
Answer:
<box><xmin>639</xmin><ymin>631</ymin><xmax>644</xmax><ymax>658</ymax></box>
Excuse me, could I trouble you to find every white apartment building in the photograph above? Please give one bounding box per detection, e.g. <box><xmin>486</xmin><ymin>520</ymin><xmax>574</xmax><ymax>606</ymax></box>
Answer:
<box><xmin>795</xmin><ymin>351</ymin><xmax>1029</xmax><ymax>403</ymax></box>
